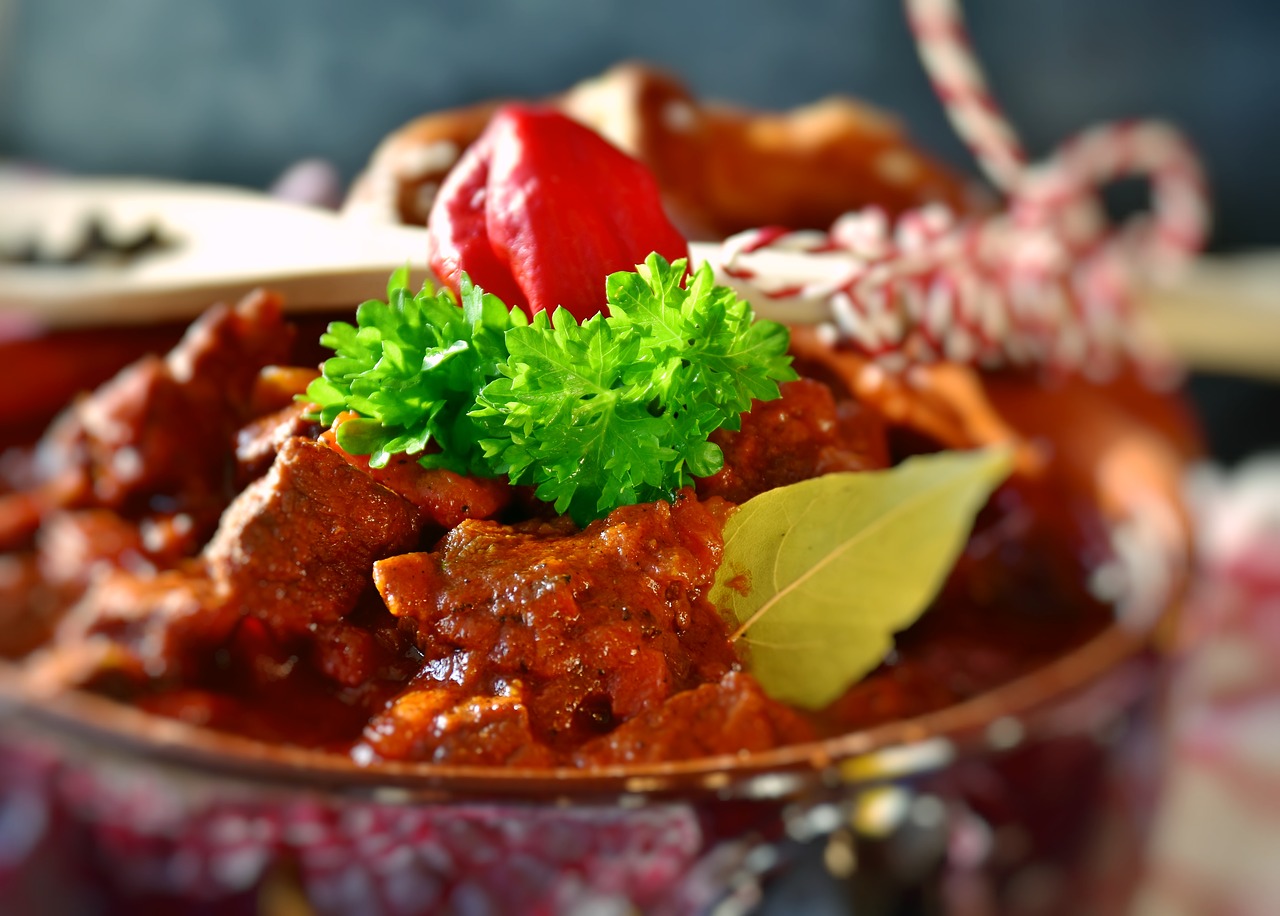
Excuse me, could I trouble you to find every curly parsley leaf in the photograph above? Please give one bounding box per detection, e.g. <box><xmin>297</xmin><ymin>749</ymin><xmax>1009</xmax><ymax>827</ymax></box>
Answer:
<box><xmin>472</xmin><ymin>307</ymin><xmax>678</xmax><ymax>522</ymax></box>
<box><xmin>303</xmin><ymin>273</ymin><xmax>525</xmax><ymax>475</ymax></box>
<box><xmin>607</xmin><ymin>254</ymin><xmax>796</xmax><ymax>428</ymax></box>
<box><xmin>306</xmin><ymin>255</ymin><xmax>796</xmax><ymax>523</ymax></box>
<box><xmin>477</xmin><ymin>255</ymin><xmax>797</xmax><ymax>522</ymax></box>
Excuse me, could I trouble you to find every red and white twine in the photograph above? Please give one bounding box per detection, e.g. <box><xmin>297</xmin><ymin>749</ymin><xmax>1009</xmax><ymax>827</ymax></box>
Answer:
<box><xmin>907</xmin><ymin>0</ymin><xmax>1027</xmax><ymax>190</ymax></box>
<box><xmin>708</xmin><ymin>0</ymin><xmax>1210</xmax><ymax>376</ymax></box>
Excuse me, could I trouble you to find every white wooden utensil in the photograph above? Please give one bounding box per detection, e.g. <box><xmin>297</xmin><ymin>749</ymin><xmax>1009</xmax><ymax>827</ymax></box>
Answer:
<box><xmin>2</xmin><ymin>174</ymin><xmax>1277</xmax><ymax>380</ymax></box>
<box><xmin>0</xmin><ymin>174</ymin><xmax>431</xmax><ymax>326</ymax></box>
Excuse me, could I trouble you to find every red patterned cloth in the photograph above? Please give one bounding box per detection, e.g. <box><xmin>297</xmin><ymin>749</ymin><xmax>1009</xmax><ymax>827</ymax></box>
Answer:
<box><xmin>1134</xmin><ymin>458</ymin><xmax>1280</xmax><ymax>915</ymax></box>
<box><xmin>3</xmin><ymin>458</ymin><xmax>1279</xmax><ymax>914</ymax></box>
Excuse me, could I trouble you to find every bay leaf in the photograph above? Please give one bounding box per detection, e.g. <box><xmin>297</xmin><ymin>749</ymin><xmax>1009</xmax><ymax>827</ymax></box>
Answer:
<box><xmin>709</xmin><ymin>448</ymin><xmax>1013</xmax><ymax>710</ymax></box>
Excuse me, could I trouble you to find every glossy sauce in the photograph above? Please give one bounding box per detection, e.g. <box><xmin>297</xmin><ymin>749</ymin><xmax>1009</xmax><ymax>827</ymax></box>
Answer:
<box><xmin>0</xmin><ymin>316</ymin><xmax>1166</xmax><ymax>765</ymax></box>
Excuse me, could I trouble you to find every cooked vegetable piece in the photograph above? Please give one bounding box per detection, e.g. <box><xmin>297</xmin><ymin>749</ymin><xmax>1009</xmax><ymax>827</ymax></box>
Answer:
<box><xmin>427</xmin><ymin>105</ymin><xmax>689</xmax><ymax>322</ymax></box>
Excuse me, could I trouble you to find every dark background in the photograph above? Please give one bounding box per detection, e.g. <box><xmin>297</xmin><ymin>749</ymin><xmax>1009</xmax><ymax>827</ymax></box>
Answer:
<box><xmin>2</xmin><ymin>0</ymin><xmax>1278</xmax><ymax>249</ymax></box>
<box><xmin>1</xmin><ymin>0</ymin><xmax>1277</xmax><ymax>458</ymax></box>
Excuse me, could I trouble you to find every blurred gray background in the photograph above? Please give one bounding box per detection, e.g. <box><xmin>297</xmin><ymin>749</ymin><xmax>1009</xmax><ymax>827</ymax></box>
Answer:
<box><xmin>1</xmin><ymin>0</ymin><xmax>1277</xmax><ymax>463</ymax></box>
<box><xmin>1</xmin><ymin>0</ymin><xmax>1277</xmax><ymax>250</ymax></box>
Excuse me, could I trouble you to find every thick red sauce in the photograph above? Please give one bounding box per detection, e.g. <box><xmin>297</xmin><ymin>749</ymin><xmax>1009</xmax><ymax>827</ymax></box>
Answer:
<box><xmin>0</xmin><ymin>303</ymin><xmax>1171</xmax><ymax>766</ymax></box>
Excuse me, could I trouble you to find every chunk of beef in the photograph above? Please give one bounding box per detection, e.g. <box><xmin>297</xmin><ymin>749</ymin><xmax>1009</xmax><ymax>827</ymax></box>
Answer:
<box><xmin>2</xmin><ymin>508</ymin><xmax>184</xmax><ymax>659</ymax></box>
<box><xmin>310</xmin><ymin>611</ymin><xmax>424</xmax><ymax>689</ymax></box>
<box><xmin>574</xmin><ymin>672</ymin><xmax>815</xmax><ymax>766</ymax></box>
<box><xmin>163</xmin><ymin>289</ymin><xmax>295</xmax><ymax>404</ymax></box>
<box><xmin>36</xmin><ymin>356</ymin><xmax>200</xmax><ymax>509</ymax></box>
<box><xmin>311</xmin><ymin>621</ymin><xmax>384</xmax><ymax>688</ymax></box>
<box><xmin>26</xmin><ymin>290</ymin><xmax>294</xmax><ymax>541</ymax></box>
<box><xmin>235</xmin><ymin>401</ymin><xmax>322</xmax><ymax>484</ymax></box>
<box><xmin>697</xmin><ymin>377</ymin><xmax>889</xmax><ymax>504</ymax></box>
<box><xmin>359</xmin><ymin>684</ymin><xmax>554</xmax><ymax>767</ymax></box>
<box><xmin>0</xmin><ymin>554</ymin><xmax>69</xmax><ymax>657</ymax></box>
<box><xmin>365</xmin><ymin>458</ymin><xmax>513</xmax><ymax>531</ymax></box>
<box><xmin>36</xmin><ymin>569</ymin><xmax>237</xmax><ymax>684</ymax></box>
<box><xmin>371</xmin><ymin>493</ymin><xmax>738</xmax><ymax>760</ymax></box>
<box><xmin>205</xmin><ymin>437</ymin><xmax>421</xmax><ymax>639</ymax></box>
<box><xmin>322</xmin><ymin>424</ymin><xmax>512</xmax><ymax>529</ymax></box>
<box><xmin>19</xmin><ymin>437</ymin><xmax>422</xmax><ymax>694</ymax></box>
<box><xmin>36</xmin><ymin>510</ymin><xmax>154</xmax><ymax>590</ymax></box>
<box><xmin>0</xmin><ymin>490</ymin><xmax>44</xmax><ymax>552</ymax></box>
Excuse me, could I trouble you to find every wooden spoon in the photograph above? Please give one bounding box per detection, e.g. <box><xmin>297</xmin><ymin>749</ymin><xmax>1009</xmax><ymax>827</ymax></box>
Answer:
<box><xmin>0</xmin><ymin>175</ymin><xmax>431</xmax><ymax>326</ymax></box>
<box><xmin>3</xmin><ymin>175</ymin><xmax>1276</xmax><ymax>380</ymax></box>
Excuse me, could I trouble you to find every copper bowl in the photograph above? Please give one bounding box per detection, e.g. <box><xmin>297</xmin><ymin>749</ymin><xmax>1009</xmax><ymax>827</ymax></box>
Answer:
<box><xmin>0</xmin><ymin>590</ymin><xmax>1176</xmax><ymax>915</ymax></box>
<box><xmin>0</xmin><ymin>320</ymin><xmax>1187</xmax><ymax>915</ymax></box>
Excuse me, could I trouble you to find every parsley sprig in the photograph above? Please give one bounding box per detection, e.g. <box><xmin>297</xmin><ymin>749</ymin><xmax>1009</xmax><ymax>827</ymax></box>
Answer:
<box><xmin>305</xmin><ymin>267</ymin><xmax>524</xmax><ymax>475</ymax></box>
<box><xmin>305</xmin><ymin>254</ymin><xmax>797</xmax><ymax>523</ymax></box>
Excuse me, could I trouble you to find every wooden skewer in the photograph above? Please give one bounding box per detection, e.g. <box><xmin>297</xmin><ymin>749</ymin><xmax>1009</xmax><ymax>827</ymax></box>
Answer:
<box><xmin>1138</xmin><ymin>253</ymin><xmax>1280</xmax><ymax>382</ymax></box>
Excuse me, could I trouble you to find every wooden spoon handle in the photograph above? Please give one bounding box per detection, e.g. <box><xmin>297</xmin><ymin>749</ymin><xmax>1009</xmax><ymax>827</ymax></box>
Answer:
<box><xmin>1140</xmin><ymin>253</ymin><xmax>1280</xmax><ymax>381</ymax></box>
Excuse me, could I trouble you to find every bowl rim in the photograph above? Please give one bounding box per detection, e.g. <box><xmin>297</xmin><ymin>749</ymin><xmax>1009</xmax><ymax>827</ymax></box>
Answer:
<box><xmin>0</xmin><ymin>605</ymin><xmax>1168</xmax><ymax>804</ymax></box>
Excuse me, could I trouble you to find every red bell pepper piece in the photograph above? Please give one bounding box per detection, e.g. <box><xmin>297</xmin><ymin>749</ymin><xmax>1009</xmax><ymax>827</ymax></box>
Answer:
<box><xmin>422</xmin><ymin>129</ymin><xmax>526</xmax><ymax>310</ymax></box>
<box><xmin>426</xmin><ymin>105</ymin><xmax>688</xmax><ymax>322</ymax></box>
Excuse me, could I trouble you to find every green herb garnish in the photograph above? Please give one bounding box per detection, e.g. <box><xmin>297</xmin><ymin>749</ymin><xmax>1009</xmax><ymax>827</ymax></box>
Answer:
<box><xmin>710</xmin><ymin>448</ymin><xmax>1014</xmax><ymax>709</ymax></box>
<box><xmin>305</xmin><ymin>266</ymin><xmax>525</xmax><ymax>476</ymax></box>
<box><xmin>305</xmin><ymin>254</ymin><xmax>797</xmax><ymax>523</ymax></box>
